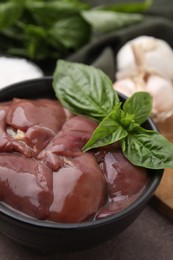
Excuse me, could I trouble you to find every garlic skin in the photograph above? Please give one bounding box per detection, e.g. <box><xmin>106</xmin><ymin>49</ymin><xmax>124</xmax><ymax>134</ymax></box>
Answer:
<box><xmin>113</xmin><ymin>75</ymin><xmax>173</xmax><ymax>122</ymax></box>
<box><xmin>113</xmin><ymin>78</ymin><xmax>136</xmax><ymax>97</ymax></box>
<box><xmin>114</xmin><ymin>35</ymin><xmax>173</xmax><ymax>122</ymax></box>
<box><xmin>116</xmin><ymin>36</ymin><xmax>173</xmax><ymax>80</ymax></box>
<box><xmin>146</xmin><ymin>75</ymin><xmax>173</xmax><ymax>121</ymax></box>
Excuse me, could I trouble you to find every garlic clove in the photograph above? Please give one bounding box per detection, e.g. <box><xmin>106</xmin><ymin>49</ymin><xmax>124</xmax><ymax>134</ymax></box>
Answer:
<box><xmin>117</xmin><ymin>36</ymin><xmax>156</xmax><ymax>73</ymax></box>
<box><xmin>116</xmin><ymin>36</ymin><xmax>173</xmax><ymax>80</ymax></box>
<box><xmin>113</xmin><ymin>78</ymin><xmax>137</xmax><ymax>97</ymax></box>
<box><xmin>113</xmin><ymin>74</ymin><xmax>173</xmax><ymax>123</ymax></box>
<box><xmin>146</xmin><ymin>75</ymin><xmax>173</xmax><ymax>122</ymax></box>
<box><xmin>113</xmin><ymin>72</ymin><xmax>147</xmax><ymax>96</ymax></box>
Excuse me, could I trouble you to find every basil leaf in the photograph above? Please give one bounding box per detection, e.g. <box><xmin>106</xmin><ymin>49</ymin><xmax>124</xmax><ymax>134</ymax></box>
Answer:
<box><xmin>96</xmin><ymin>0</ymin><xmax>153</xmax><ymax>13</ymax></box>
<box><xmin>49</xmin><ymin>15</ymin><xmax>91</xmax><ymax>49</ymax></box>
<box><xmin>0</xmin><ymin>2</ymin><xmax>22</xmax><ymax>30</ymax></box>
<box><xmin>123</xmin><ymin>92</ymin><xmax>153</xmax><ymax>124</ymax></box>
<box><xmin>81</xmin><ymin>10</ymin><xmax>143</xmax><ymax>33</ymax></box>
<box><xmin>0</xmin><ymin>0</ymin><xmax>91</xmax><ymax>61</ymax></box>
<box><xmin>24</xmin><ymin>24</ymin><xmax>49</xmax><ymax>60</ymax></box>
<box><xmin>53</xmin><ymin>60</ymin><xmax>119</xmax><ymax>121</ymax></box>
<box><xmin>26</xmin><ymin>0</ymin><xmax>89</xmax><ymax>26</ymax></box>
<box><xmin>83</xmin><ymin>103</ymin><xmax>128</xmax><ymax>151</ymax></box>
<box><xmin>121</xmin><ymin>127</ymin><xmax>173</xmax><ymax>169</ymax></box>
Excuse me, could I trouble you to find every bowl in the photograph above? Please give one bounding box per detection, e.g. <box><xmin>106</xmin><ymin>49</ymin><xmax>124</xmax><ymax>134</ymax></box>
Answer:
<box><xmin>0</xmin><ymin>77</ymin><xmax>163</xmax><ymax>252</ymax></box>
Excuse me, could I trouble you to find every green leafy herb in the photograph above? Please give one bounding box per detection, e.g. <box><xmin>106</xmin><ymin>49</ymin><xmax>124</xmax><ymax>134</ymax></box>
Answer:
<box><xmin>83</xmin><ymin>103</ymin><xmax>129</xmax><ymax>151</ymax></box>
<box><xmin>49</xmin><ymin>15</ymin><xmax>91</xmax><ymax>49</ymax></box>
<box><xmin>0</xmin><ymin>0</ymin><xmax>91</xmax><ymax>60</ymax></box>
<box><xmin>123</xmin><ymin>92</ymin><xmax>153</xmax><ymax>125</ymax></box>
<box><xmin>26</xmin><ymin>0</ymin><xmax>90</xmax><ymax>26</ymax></box>
<box><xmin>81</xmin><ymin>10</ymin><xmax>143</xmax><ymax>33</ymax></box>
<box><xmin>53</xmin><ymin>60</ymin><xmax>119</xmax><ymax>121</ymax></box>
<box><xmin>0</xmin><ymin>2</ymin><xmax>23</xmax><ymax>30</ymax></box>
<box><xmin>96</xmin><ymin>0</ymin><xmax>153</xmax><ymax>13</ymax></box>
<box><xmin>53</xmin><ymin>60</ymin><xmax>173</xmax><ymax>169</ymax></box>
<box><xmin>121</xmin><ymin>127</ymin><xmax>173</xmax><ymax>169</ymax></box>
<box><xmin>0</xmin><ymin>0</ymin><xmax>145</xmax><ymax>61</ymax></box>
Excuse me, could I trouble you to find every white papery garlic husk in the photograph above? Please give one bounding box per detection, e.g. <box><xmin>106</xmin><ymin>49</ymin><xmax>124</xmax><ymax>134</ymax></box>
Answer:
<box><xmin>113</xmin><ymin>35</ymin><xmax>173</xmax><ymax>123</ymax></box>
<box><xmin>116</xmin><ymin>36</ymin><xmax>173</xmax><ymax>80</ymax></box>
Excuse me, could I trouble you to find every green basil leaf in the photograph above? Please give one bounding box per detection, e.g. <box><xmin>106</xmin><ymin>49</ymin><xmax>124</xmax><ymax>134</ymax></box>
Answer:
<box><xmin>23</xmin><ymin>24</ymin><xmax>51</xmax><ymax>60</ymax></box>
<box><xmin>49</xmin><ymin>15</ymin><xmax>91</xmax><ymax>49</ymax></box>
<box><xmin>96</xmin><ymin>0</ymin><xmax>153</xmax><ymax>13</ymax></box>
<box><xmin>83</xmin><ymin>103</ymin><xmax>128</xmax><ymax>152</ymax></box>
<box><xmin>123</xmin><ymin>92</ymin><xmax>153</xmax><ymax>124</ymax></box>
<box><xmin>121</xmin><ymin>127</ymin><xmax>173</xmax><ymax>169</ymax></box>
<box><xmin>53</xmin><ymin>60</ymin><xmax>119</xmax><ymax>121</ymax></box>
<box><xmin>81</xmin><ymin>10</ymin><xmax>143</xmax><ymax>33</ymax></box>
<box><xmin>83</xmin><ymin>103</ymin><xmax>139</xmax><ymax>152</ymax></box>
<box><xmin>26</xmin><ymin>0</ymin><xmax>89</xmax><ymax>26</ymax></box>
<box><xmin>0</xmin><ymin>2</ymin><xmax>23</xmax><ymax>30</ymax></box>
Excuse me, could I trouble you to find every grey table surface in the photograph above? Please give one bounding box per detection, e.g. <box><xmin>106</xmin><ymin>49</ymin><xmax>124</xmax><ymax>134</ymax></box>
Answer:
<box><xmin>1</xmin><ymin>203</ymin><xmax>173</xmax><ymax>260</ymax></box>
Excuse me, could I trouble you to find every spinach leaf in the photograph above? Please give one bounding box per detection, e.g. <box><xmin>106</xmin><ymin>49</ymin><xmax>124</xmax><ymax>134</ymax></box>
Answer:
<box><xmin>53</xmin><ymin>60</ymin><xmax>119</xmax><ymax>121</ymax></box>
<box><xmin>81</xmin><ymin>10</ymin><xmax>143</xmax><ymax>33</ymax></box>
<box><xmin>121</xmin><ymin>127</ymin><xmax>173</xmax><ymax>169</ymax></box>
<box><xmin>123</xmin><ymin>92</ymin><xmax>152</xmax><ymax>124</ymax></box>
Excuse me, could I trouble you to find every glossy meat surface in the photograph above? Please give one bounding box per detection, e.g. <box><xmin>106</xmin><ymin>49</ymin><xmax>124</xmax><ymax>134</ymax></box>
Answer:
<box><xmin>0</xmin><ymin>153</ymin><xmax>53</xmax><ymax>219</ymax></box>
<box><xmin>0</xmin><ymin>98</ymin><xmax>149</xmax><ymax>223</ymax></box>
<box><xmin>49</xmin><ymin>154</ymin><xmax>106</xmax><ymax>223</ymax></box>
<box><xmin>94</xmin><ymin>148</ymin><xmax>149</xmax><ymax>219</ymax></box>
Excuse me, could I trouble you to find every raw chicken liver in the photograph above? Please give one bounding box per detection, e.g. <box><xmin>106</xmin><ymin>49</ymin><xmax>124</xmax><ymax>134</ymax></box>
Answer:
<box><xmin>0</xmin><ymin>98</ymin><xmax>148</xmax><ymax>223</ymax></box>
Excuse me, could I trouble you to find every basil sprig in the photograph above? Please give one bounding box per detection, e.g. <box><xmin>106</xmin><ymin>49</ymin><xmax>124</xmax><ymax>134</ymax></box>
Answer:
<box><xmin>53</xmin><ymin>60</ymin><xmax>173</xmax><ymax>169</ymax></box>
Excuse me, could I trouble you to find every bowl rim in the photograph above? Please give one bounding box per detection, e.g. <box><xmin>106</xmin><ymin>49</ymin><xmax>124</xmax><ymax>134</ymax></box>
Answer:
<box><xmin>0</xmin><ymin>77</ymin><xmax>163</xmax><ymax>230</ymax></box>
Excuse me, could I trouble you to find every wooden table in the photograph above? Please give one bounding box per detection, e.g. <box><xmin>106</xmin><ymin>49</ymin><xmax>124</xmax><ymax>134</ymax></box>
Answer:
<box><xmin>153</xmin><ymin>115</ymin><xmax>173</xmax><ymax>221</ymax></box>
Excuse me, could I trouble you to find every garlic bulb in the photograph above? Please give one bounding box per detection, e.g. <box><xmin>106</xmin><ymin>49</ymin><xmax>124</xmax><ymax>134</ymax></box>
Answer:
<box><xmin>114</xmin><ymin>36</ymin><xmax>173</xmax><ymax>122</ymax></box>
<box><xmin>116</xmin><ymin>36</ymin><xmax>173</xmax><ymax>80</ymax></box>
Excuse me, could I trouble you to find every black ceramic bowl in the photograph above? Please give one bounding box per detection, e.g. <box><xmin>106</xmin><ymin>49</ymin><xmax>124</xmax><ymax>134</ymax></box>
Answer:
<box><xmin>0</xmin><ymin>77</ymin><xmax>163</xmax><ymax>252</ymax></box>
